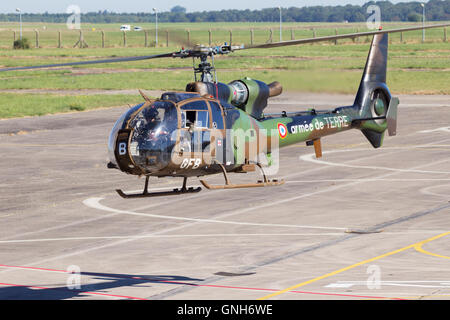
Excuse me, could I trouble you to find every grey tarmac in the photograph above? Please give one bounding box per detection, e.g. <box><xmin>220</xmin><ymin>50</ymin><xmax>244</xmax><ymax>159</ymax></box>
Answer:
<box><xmin>0</xmin><ymin>92</ymin><xmax>449</xmax><ymax>300</ymax></box>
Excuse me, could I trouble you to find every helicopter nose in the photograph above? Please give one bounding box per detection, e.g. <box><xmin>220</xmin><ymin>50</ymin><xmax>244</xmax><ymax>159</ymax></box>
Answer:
<box><xmin>107</xmin><ymin>131</ymin><xmax>119</xmax><ymax>169</ymax></box>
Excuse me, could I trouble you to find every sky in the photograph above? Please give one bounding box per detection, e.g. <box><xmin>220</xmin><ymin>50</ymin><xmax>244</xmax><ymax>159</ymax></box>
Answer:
<box><xmin>2</xmin><ymin>0</ymin><xmax>424</xmax><ymax>14</ymax></box>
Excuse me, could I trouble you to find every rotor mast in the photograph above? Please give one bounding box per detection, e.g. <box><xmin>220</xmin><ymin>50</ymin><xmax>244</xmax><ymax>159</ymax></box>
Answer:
<box><xmin>194</xmin><ymin>53</ymin><xmax>216</xmax><ymax>83</ymax></box>
<box><xmin>174</xmin><ymin>43</ymin><xmax>242</xmax><ymax>83</ymax></box>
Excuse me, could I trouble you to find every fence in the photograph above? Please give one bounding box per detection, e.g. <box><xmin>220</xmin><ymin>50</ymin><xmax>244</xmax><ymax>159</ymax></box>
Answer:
<box><xmin>1</xmin><ymin>25</ymin><xmax>447</xmax><ymax>49</ymax></box>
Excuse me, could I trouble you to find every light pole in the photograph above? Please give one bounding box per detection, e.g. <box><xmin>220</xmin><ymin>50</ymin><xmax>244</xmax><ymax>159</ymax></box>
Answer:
<box><xmin>153</xmin><ymin>8</ymin><xmax>158</xmax><ymax>46</ymax></box>
<box><xmin>279</xmin><ymin>6</ymin><xmax>282</xmax><ymax>42</ymax></box>
<box><xmin>421</xmin><ymin>3</ymin><xmax>425</xmax><ymax>42</ymax></box>
<box><xmin>16</xmin><ymin>8</ymin><xmax>22</xmax><ymax>40</ymax></box>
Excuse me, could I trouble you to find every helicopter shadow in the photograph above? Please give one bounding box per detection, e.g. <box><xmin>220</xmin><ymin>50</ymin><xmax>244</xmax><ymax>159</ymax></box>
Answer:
<box><xmin>0</xmin><ymin>271</ymin><xmax>203</xmax><ymax>300</ymax></box>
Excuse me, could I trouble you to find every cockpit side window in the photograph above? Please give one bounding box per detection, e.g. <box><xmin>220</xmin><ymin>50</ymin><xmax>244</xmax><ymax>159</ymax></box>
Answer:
<box><xmin>179</xmin><ymin>100</ymin><xmax>211</xmax><ymax>155</ymax></box>
<box><xmin>182</xmin><ymin>110</ymin><xmax>209</xmax><ymax>129</ymax></box>
<box><xmin>196</xmin><ymin>111</ymin><xmax>209</xmax><ymax>128</ymax></box>
<box><xmin>185</xmin><ymin>111</ymin><xmax>196</xmax><ymax>127</ymax></box>
<box><xmin>180</xmin><ymin>100</ymin><xmax>210</xmax><ymax>129</ymax></box>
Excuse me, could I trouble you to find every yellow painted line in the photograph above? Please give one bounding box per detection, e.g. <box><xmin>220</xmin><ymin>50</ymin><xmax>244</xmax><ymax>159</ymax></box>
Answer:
<box><xmin>258</xmin><ymin>231</ymin><xmax>450</xmax><ymax>300</ymax></box>
<box><xmin>415</xmin><ymin>246</ymin><xmax>450</xmax><ymax>259</ymax></box>
<box><xmin>414</xmin><ymin>236</ymin><xmax>450</xmax><ymax>260</ymax></box>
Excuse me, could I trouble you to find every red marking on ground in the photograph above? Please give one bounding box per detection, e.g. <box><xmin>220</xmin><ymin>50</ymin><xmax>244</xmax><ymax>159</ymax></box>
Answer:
<box><xmin>0</xmin><ymin>264</ymin><xmax>63</xmax><ymax>273</ymax></box>
<box><xmin>0</xmin><ymin>264</ymin><xmax>405</xmax><ymax>300</ymax></box>
<box><xmin>190</xmin><ymin>283</ymin><xmax>406</xmax><ymax>300</ymax></box>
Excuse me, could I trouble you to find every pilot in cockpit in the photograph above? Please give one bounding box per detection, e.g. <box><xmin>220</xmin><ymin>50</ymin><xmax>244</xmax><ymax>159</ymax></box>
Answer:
<box><xmin>143</xmin><ymin>107</ymin><xmax>160</xmax><ymax>128</ymax></box>
<box><xmin>163</xmin><ymin>108</ymin><xmax>177</xmax><ymax>132</ymax></box>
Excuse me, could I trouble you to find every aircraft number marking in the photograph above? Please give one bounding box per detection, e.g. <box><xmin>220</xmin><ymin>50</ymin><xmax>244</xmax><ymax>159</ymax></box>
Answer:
<box><xmin>118</xmin><ymin>142</ymin><xmax>127</xmax><ymax>155</ymax></box>
<box><xmin>180</xmin><ymin>158</ymin><xmax>202</xmax><ymax>169</ymax></box>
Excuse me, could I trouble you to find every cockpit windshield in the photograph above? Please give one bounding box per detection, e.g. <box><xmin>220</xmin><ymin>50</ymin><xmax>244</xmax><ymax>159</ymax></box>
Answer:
<box><xmin>128</xmin><ymin>101</ymin><xmax>178</xmax><ymax>173</ymax></box>
<box><xmin>107</xmin><ymin>103</ymin><xmax>143</xmax><ymax>169</ymax></box>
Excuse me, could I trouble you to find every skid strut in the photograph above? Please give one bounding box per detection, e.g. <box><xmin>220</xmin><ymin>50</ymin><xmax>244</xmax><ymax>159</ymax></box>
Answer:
<box><xmin>116</xmin><ymin>176</ymin><xmax>201</xmax><ymax>198</ymax></box>
<box><xmin>200</xmin><ymin>163</ymin><xmax>284</xmax><ymax>190</ymax></box>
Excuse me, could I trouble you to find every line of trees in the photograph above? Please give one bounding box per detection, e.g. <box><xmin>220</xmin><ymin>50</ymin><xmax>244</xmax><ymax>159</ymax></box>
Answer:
<box><xmin>0</xmin><ymin>1</ymin><xmax>449</xmax><ymax>23</ymax></box>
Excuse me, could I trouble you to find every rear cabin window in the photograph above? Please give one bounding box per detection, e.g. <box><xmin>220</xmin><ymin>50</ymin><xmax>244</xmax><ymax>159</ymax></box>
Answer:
<box><xmin>208</xmin><ymin>101</ymin><xmax>224</xmax><ymax>129</ymax></box>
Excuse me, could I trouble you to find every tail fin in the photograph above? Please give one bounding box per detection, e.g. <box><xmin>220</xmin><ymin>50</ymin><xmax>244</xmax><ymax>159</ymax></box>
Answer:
<box><xmin>353</xmin><ymin>33</ymin><xmax>398</xmax><ymax>148</ymax></box>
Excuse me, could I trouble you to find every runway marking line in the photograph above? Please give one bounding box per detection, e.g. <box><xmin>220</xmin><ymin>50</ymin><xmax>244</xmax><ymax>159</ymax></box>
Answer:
<box><xmin>414</xmin><ymin>235</ymin><xmax>450</xmax><ymax>260</ymax></box>
<box><xmin>258</xmin><ymin>231</ymin><xmax>450</xmax><ymax>300</ymax></box>
<box><xmin>0</xmin><ymin>264</ymin><xmax>403</xmax><ymax>300</ymax></box>
<box><xmin>300</xmin><ymin>147</ymin><xmax>450</xmax><ymax>175</ymax></box>
<box><xmin>2</xmin><ymin>134</ymin><xmax>448</xmax><ymax>298</ymax></box>
<box><xmin>83</xmin><ymin>197</ymin><xmax>347</xmax><ymax>231</ymax></box>
<box><xmin>420</xmin><ymin>184</ymin><xmax>450</xmax><ymax>199</ymax></box>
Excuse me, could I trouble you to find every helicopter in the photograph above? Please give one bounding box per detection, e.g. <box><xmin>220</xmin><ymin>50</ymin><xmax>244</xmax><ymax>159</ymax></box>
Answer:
<box><xmin>1</xmin><ymin>23</ymin><xmax>448</xmax><ymax>198</ymax></box>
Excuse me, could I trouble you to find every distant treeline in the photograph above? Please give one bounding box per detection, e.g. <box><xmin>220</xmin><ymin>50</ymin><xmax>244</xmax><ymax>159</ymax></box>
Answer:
<box><xmin>1</xmin><ymin>1</ymin><xmax>449</xmax><ymax>23</ymax></box>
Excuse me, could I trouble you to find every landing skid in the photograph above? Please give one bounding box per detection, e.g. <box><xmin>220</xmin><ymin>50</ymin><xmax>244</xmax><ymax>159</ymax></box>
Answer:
<box><xmin>200</xmin><ymin>163</ymin><xmax>284</xmax><ymax>190</ymax></box>
<box><xmin>116</xmin><ymin>176</ymin><xmax>201</xmax><ymax>198</ymax></box>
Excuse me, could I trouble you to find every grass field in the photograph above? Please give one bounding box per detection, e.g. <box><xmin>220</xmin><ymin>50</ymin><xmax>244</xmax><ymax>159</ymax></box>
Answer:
<box><xmin>0</xmin><ymin>22</ymin><xmax>448</xmax><ymax>118</ymax></box>
<box><xmin>0</xmin><ymin>21</ymin><xmax>448</xmax><ymax>48</ymax></box>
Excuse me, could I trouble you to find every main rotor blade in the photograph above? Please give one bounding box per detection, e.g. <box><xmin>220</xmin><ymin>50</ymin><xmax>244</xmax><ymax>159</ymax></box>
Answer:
<box><xmin>0</xmin><ymin>52</ymin><xmax>176</xmax><ymax>72</ymax></box>
<box><xmin>238</xmin><ymin>23</ymin><xmax>450</xmax><ymax>50</ymax></box>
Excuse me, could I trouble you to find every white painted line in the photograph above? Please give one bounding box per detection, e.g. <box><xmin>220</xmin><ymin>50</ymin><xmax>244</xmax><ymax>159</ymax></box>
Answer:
<box><xmin>420</xmin><ymin>184</ymin><xmax>450</xmax><ymax>198</ymax></box>
<box><xmin>418</xmin><ymin>126</ymin><xmax>450</xmax><ymax>133</ymax></box>
<box><xmin>83</xmin><ymin>198</ymin><xmax>347</xmax><ymax>231</ymax></box>
<box><xmin>287</xmin><ymin>178</ymin><xmax>450</xmax><ymax>183</ymax></box>
<box><xmin>325</xmin><ymin>283</ymin><xmax>354</xmax><ymax>288</ymax></box>
<box><xmin>0</xmin><ymin>233</ymin><xmax>343</xmax><ymax>244</ymax></box>
<box><xmin>325</xmin><ymin>281</ymin><xmax>450</xmax><ymax>289</ymax></box>
<box><xmin>3</xmin><ymin>230</ymin><xmax>444</xmax><ymax>245</ymax></box>
<box><xmin>83</xmin><ymin>149</ymin><xmax>450</xmax><ymax>240</ymax></box>
<box><xmin>5</xmin><ymin>139</ymin><xmax>449</xmax><ymax>273</ymax></box>
<box><xmin>0</xmin><ymin>184</ymin><xmax>205</xmax><ymax>241</ymax></box>
<box><xmin>397</xmin><ymin>104</ymin><xmax>450</xmax><ymax>108</ymax></box>
<box><xmin>300</xmin><ymin>147</ymin><xmax>450</xmax><ymax>174</ymax></box>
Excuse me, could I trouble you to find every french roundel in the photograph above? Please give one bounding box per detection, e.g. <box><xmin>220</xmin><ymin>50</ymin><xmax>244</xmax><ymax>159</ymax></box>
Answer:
<box><xmin>277</xmin><ymin>123</ymin><xmax>288</xmax><ymax>139</ymax></box>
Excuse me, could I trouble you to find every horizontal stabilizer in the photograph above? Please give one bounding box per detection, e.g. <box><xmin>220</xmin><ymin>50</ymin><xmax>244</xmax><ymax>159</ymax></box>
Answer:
<box><xmin>386</xmin><ymin>97</ymin><xmax>399</xmax><ymax>136</ymax></box>
<box><xmin>361</xmin><ymin>129</ymin><xmax>384</xmax><ymax>148</ymax></box>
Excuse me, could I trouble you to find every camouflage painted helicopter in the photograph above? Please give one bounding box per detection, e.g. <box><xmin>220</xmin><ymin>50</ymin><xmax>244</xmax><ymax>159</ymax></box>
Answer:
<box><xmin>1</xmin><ymin>23</ymin><xmax>448</xmax><ymax>198</ymax></box>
